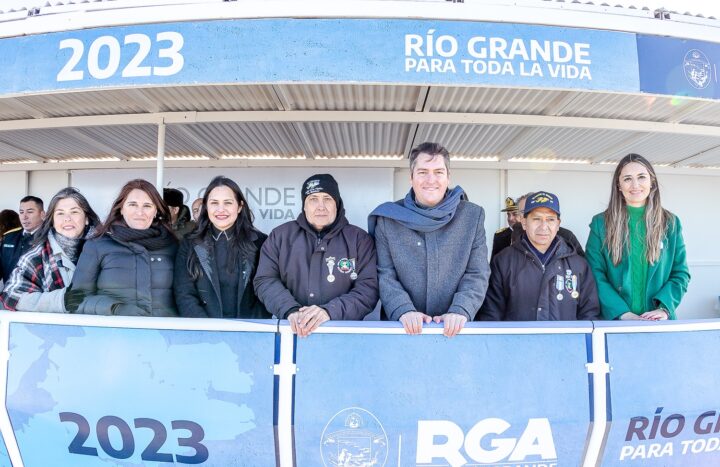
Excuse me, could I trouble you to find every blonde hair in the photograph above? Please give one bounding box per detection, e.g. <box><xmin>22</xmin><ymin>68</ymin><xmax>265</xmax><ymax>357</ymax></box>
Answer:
<box><xmin>604</xmin><ymin>154</ymin><xmax>671</xmax><ymax>265</ymax></box>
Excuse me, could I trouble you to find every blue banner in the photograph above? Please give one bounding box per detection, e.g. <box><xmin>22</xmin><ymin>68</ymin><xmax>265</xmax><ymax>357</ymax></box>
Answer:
<box><xmin>602</xmin><ymin>329</ymin><xmax>720</xmax><ymax>466</ymax></box>
<box><xmin>638</xmin><ymin>35</ymin><xmax>720</xmax><ymax>99</ymax></box>
<box><xmin>293</xmin><ymin>326</ymin><xmax>592</xmax><ymax>466</ymax></box>
<box><xmin>6</xmin><ymin>323</ymin><xmax>277</xmax><ymax>466</ymax></box>
<box><xmin>0</xmin><ymin>19</ymin><xmax>638</xmax><ymax>96</ymax></box>
<box><xmin>0</xmin><ymin>437</ymin><xmax>8</xmax><ymax>467</ymax></box>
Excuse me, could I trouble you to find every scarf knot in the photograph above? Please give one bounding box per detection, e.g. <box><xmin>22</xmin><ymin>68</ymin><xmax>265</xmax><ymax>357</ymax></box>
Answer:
<box><xmin>368</xmin><ymin>186</ymin><xmax>465</xmax><ymax>235</ymax></box>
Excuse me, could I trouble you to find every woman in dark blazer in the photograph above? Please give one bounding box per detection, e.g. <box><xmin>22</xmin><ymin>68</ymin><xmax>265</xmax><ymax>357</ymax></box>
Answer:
<box><xmin>67</xmin><ymin>179</ymin><xmax>178</xmax><ymax>316</ymax></box>
<box><xmin>174</xmin><ymin>176</ymin><xmax>269</xmax><ymax>319</ymax></box>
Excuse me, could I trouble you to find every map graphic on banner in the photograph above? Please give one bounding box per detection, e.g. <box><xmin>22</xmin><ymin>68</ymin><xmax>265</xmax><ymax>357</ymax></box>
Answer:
<box><xmin>6</xmin><ymin>323</ymin><xmax>276</xmax><ymax>466</ymax></box>
<box><xmin>293</xmin><ymin>329</ymin><xmax>592</xmax><ymax>467</ymax></box>
<box><xmin>0</xmin><ymin>438</ymin><xmax>8</xmax><ymax>467</ymax></box>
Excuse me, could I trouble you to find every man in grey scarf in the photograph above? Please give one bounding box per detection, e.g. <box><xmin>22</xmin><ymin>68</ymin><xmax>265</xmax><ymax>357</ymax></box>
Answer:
<box><xmin>369</xmin><ymin>142</ymin><xmax>490</xmax><ymax>337</ymax></box>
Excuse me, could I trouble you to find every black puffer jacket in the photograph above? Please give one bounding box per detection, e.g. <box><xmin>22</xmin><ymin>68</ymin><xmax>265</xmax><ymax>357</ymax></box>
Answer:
<box><xmin>174</xmin><ymin>230</ymin><xmax>270</xmax><ymax>319</ymax></box>
<box><xmin>0</xmin><ymin>228</ymin><xmax>35</xmax><ymax>283</ymax></box>
<box><xmin>68</xmin><ymin>232</ymin><xmax>178</xmax><ymax>316</ymax></box>
<box><xmin>478</xmin><ymin>236</ymin><xmax>600</xmax><ymax>321</ymax></box>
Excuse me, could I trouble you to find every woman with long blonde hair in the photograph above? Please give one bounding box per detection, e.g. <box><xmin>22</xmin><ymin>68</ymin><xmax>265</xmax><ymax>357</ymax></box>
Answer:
<box><xmin>585</xmin><ymin>153</ymin><xmax>690</xmax><ymax>320</ymax></box>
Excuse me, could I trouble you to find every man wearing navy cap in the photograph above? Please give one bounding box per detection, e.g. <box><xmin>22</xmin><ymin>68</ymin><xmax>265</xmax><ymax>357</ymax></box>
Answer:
<box><xmin>479</xmin><ymin>191</ymin><xmax>600</xmax><ymax>321</ymax></box>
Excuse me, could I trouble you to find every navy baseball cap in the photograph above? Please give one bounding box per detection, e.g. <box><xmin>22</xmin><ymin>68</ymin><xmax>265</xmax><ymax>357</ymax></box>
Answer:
<box><xmin>524</xmin><ymin>191</ymin><xmax>560</xmax><ymax>217</ymax></box>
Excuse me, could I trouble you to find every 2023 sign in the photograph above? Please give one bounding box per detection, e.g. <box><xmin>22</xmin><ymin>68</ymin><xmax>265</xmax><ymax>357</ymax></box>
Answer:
<box><xmin>56</xmin><ymin>32</ymin><xmax>184</xmax><ymax>82</ymax></box>
<box><xmin>59</xmin><ymin>412</ymin><xmax>208</xmax><ymax>464</ymax></box>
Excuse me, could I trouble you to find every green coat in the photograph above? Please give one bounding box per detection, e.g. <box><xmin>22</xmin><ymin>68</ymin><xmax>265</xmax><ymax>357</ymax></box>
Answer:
<box><xmin>585</xmin><ymin>212</ymin><xmax>690</xmax><ymax>320</ymax></box>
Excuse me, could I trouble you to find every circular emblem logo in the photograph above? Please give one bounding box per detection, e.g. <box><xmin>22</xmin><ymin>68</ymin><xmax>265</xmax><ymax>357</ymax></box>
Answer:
<box><xmin>683</xmin><ymin>49</ymin><xmax>712</xmax><ymax>90</ymax></box>
<box><xmin>337</xmin><ymin>258</ymin><xmax>353</xmax><ymax>273</ymax></box>
<box><xmin>320</xmin><ymin>407</ymin><xmax>388</xmax><ymax>467</ymax></box>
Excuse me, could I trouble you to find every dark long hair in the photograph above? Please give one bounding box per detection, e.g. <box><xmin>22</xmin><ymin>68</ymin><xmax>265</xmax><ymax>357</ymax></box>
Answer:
<box><xmin>0</xmin><ymin>210</ymin><xmax>20</xmax><ymax>237</ymax></box>
<box><xmin>186</xmin><ymin>176</ymin><xmax>260</xmax><ymax>280</ymax></box>
<box><xmin>34</xmin><ymin>187</ymin><xmax>101</xmax><ymax>245</ymax></box>
<box><xmin>604</xmin><ymin>153</ymin><xmax>671</xmax><ymax>265</ymax></box>
<box><xmin>95</xmin><ymin>179</ymin><xmax>172</xmax><ymax>237</ymax></box>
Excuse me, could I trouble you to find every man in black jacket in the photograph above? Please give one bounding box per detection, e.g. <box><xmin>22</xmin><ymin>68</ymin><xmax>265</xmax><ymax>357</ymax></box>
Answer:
<box><xmin>510</xmin><ymin>193</ymin><xmax>585</xmax><ymax>257</ymax></box>
<box><xmin>254</xmin><ymin>174</ymin><xmax>378</xmax><ymax>337</ymax></box>
<box><xmin>0</xmin><ymin>196</ymin><xmax>44</xmax><ymax>285</ymax></box>
<box><xmin>478</xmin><ymin>191</ymin><xmax>600</xmax><ymax>321</ymax></box>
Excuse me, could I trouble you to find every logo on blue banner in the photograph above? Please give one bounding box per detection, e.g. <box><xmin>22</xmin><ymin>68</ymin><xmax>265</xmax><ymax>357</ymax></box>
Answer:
<box><xmin>320</xmin><ymin>407</ymin><xmax>389</xmax><ymax>467</ymax></box>
<box><xmin>683</xmin><ymin>49</ymin><xmax>712</xmax><ymax>89</ymax></box>
<box><xmin>416</xmin><ymin>418</ymin><xmax>558</xmax><ymax>467</ymax></box>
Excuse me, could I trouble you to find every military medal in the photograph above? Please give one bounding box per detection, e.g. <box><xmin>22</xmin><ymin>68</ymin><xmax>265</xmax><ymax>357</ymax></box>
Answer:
<box><xmin>337</xmin><ymin>258</ymin><xmax>352</xmax><ymax>273</ymax></box>
<box><xmin>555</xmin><ymin>275</ymin><xmax>564</xmax><ymax>300</ymax></box>
<box><xmin>336</xmin><ymin>258</ymin><xmax>358</xmax><ymax>280</ymax></box>
<box><xmin>349</xmin><ymin>258</ymin><xmax>357</xmax><ymax>280</ymax></box>
<box><xmin>325</xmin><ymin>257</ymin><xmax>336</xmax><ymax>283</ymax></box>
<box><xmin>571</xmin><ymin>274</ymin><xmax>579</xmax><ymax>299</ymax></box>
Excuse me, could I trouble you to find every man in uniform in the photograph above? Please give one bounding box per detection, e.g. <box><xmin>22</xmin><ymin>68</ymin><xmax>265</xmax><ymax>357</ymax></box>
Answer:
<box><xmin>491</xmin><ymin>196</ymin><xmax>521</xmax><ymax>258</ymax></box>
<box><xmin>479</xmin><ymin>191</ymin><xmax>599</xmax><ymax>321</ymax></box>
<box><xmin>255</xmin><ymin>174</ymin><xmax>378</xmax><ymax>336</ymax></box>
<box><xmin>0</xmin><ymin>196</ymin><xmax>44</xmax><ymax>285</ymax></box>
<box><xmin>370</xmin><ymin>142</ymin><xmax>489</xmax><ymax>337</ymax></box>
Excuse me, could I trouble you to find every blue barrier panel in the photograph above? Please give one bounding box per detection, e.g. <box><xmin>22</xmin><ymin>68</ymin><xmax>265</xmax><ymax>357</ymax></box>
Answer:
<box><xmin>6</xmin><ymin>322</ymin><xmax>277</xmax><ymax>466</ymax></box>
<box><xmin>638</xmin><ymin>35</ymin><xmax>720</xmax><ymax>99</ymax></box>
<box><xmin>0</xmin><ymin>437</ymin><xmax>8</xmax><ymax>467</ymax></box>
<box><xmin>293</xmin><ymin>323</ymin><xmax>592</xmax><ymax>467</ymax></box>
<box><xmin>601</xmin><ymin>324</ymin><xmax>720</xmax><ymax>466</ymax></box>
<box><xmin>0</xmin><ymin>19</ymin><xmax>638</xmax><ymax>96</ymax></box>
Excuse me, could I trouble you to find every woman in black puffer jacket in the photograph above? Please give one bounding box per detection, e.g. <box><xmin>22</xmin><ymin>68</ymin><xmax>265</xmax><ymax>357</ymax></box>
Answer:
<box><xmin>174</xmin><ymin>176</ymin><xmax>269</xmax><ymax>319</ymax></box>
<box><xmin>66</xmin><ymin>179</ymin><xmax>178</xmax><ymax>316</ymax></box>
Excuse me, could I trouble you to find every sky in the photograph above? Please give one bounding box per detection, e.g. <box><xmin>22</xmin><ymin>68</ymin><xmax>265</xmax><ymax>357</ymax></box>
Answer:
<box><xmin>609</xmin><ymin>0</ymin><xmax>720</xmax><ymax>18</ymax></box>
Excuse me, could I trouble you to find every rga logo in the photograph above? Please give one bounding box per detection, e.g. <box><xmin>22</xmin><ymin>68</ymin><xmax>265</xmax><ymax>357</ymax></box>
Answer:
<box><xmin>321</xmin><ymin>407</ymin><xmax>388</xmax><ymax>467</ymax></box>
<box><xmin>417</xmin><ymin>418</ymin><xmax>557</xmax><ymax>467</ymax></box>
<box><xmin>683</xmin><ymin>49</ymin><xmax>712</xmax><ymax>89</ymax></box>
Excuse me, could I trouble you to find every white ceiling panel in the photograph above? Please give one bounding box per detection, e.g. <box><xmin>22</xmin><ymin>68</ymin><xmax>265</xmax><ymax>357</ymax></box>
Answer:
<box><xmin>77</xmin><ymin>125</ymin><xmax>162</xmax><ymax>157</ymax></box>
<box><xmin>277</xmin><ymin>84</ymin><xmax>422</xmax><ymax>111</ymax></box>
<box><xmin>192</xmin><ymin>122</ymin><xmax>303</xmax><ymax>157</ymax></box>
<box><xmin>139</xmin><ymin>85</ymin><xmax>282</xmax><ymax>112</ymax></box>
<box><xmin>0</xmin><ymin>128</ymin><xmax>107</xmax><ymax>159</ymax></box>
<box><xmin>415</xmin><ymin>124</ymin><xmax>525</xmax><ymax>157</ymax></box>
<box><xmin>597</xmin><ymin>133</ymin><xmax>720</xmax><ymax>166</ymax></box>
<box><xmin>299</xmin><ymin>122</ymin><xmax>411</xmax><ymax>157</ymax></box>
<box><xmin>678</xmin><ymin>102</ymin><xmax>720</xmax><ymax>126</ymax></box>
<box><xmin>14</xmin><ymin>90</ymin><xmax>149</xmax><ymax>117</ymax></box>
<box><xmin>426</xmin><ymin>87</ymin><xmax>567</xmax><ymax>114</ymax></box>
<box><xmin>555</xmin><ymin>93</ymin><xmax>693</xmax><ymax>122</ymax></box>
<box><xmin>503</xmin><ymin>127</ymin><xmax>639</xmax><ymax>160</ymax></box>
<box><xmin>681</xmin><ymin>145</ymin><xmax>720</xmax><ymax>167</ymax></box>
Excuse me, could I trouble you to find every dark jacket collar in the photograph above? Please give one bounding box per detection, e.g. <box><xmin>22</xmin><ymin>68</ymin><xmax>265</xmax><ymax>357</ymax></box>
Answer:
<box><xmin>512</xmin><ymin>233</ymin><xmax>575</xmax><ymax>261</ymax></box>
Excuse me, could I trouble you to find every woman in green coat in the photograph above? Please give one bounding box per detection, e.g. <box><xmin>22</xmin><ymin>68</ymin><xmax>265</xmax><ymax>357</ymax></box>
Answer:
<box><xmin>585</xmin><ymin>153</ymin><xmax>690</xmax><ymax>320</ymax></box>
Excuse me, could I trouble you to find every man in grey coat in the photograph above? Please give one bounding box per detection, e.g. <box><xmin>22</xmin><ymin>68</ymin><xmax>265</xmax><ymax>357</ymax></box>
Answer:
<box><xmin>369</xmin><ymin>142</ymin><xmax>490</xmax><ymax>337</ymax></box>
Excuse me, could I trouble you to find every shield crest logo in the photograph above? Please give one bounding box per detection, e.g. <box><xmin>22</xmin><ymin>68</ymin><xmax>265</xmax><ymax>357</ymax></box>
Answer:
<box><xmin>320</xmin><ymin>407</ymin><xmax>388</xmax><ymax>467</ymax></box>
<box><xmin>683</xmin><ymin>49</ymin><xmax>712</xmax><ymax>90</ymax></box>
